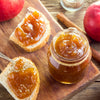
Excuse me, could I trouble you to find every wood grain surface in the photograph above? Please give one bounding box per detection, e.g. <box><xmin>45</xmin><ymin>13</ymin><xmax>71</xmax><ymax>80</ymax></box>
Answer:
<box><xmin>0</xmin><ymin>0</ymin><xmax>100</xmax><ymax>100</ymax></box>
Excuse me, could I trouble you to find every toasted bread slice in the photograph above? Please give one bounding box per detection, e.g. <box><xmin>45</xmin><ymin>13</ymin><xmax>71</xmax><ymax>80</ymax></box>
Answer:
<box><xmin>9</xmin><ymin>7</ymin><xmax>51</xmax><ymax>52</ymax></box>
<box><xmin>0</xmin><ymin>57</ymin><xmax>40</xmax><ymax>100</ymax></box>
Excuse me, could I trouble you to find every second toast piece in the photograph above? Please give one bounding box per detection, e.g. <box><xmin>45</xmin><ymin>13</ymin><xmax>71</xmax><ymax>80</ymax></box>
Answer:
<box><xmin>0</xmin><ymin>57</ymin><xmax>40</xmax><ymax>100</ymax></box>
<box><xmin>9</xmin><ymin>7</ymin><xmax>51</xmax><ymax>52</ymax></box>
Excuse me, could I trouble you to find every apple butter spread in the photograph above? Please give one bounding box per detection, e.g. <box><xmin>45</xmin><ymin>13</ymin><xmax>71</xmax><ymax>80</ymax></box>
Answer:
<box><xmin>47</xmin><ymin>27</ymin><xmax>92</xmax><ymax>84</ymax></box>
<box><xmin>55</xmin><ymin>32</ymin><xmax>86</xmax><ymax>59</ymax></box>
<box><xmin>15</xmin><ymin>59</ymin><xmax>24</xmax><ymax>70</ymax></box>
<box><xmin>15</xmin><ymin>11</ymin><xmax>46</xmax><ymax>46</ymax></box>
<box><xmin>7</xmin><ymin>59</ymin><xmax>37</xmax><ymax>99</ymax></box>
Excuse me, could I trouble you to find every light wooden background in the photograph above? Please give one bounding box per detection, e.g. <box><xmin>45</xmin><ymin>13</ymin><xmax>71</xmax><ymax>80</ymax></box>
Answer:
<box><xmin>41</xmin><ymin>0</ymin><xmax>100</xmax><ymax>100</ymax></box>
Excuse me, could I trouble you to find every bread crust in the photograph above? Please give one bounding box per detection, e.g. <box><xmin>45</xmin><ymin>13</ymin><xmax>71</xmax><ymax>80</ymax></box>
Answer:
<box><xmin>0</xmin><ymin>57</ymin><xmax>40</xmax><ymax>100</ymax></box>
<box><xmin>9</xmin><ymin>7</ymin><xmax>51</xmax><ymax>52</ymax></box>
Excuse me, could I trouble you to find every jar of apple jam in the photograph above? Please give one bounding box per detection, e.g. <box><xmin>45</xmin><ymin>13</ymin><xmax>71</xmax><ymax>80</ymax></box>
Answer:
<box><xmin>47</xmin><ymin>27</ymin><xmax>92</xmax><ymax>84</ymax></box>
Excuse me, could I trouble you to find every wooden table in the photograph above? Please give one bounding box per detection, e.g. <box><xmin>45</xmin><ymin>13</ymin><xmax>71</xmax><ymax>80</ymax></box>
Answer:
<box><xmin>41</xmin><ymin>0</ymin><xmax>100</xmax><ymax>100</ymax></box>
<box><xmin>0</xmin><ymin>0</ymin><xmax>99</xmax><ymax>100</ymax></box>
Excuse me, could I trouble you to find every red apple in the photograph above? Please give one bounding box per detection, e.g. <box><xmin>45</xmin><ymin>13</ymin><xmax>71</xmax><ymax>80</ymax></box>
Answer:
<box><xmin>84</xmin><ymin>1</ymin><xmax>100</xmax><ymax>42</ymax></box>
<box><xmin>0</xmin><ymin>0</ymin><xmax>24</xmax><ymax>22</ymax></box>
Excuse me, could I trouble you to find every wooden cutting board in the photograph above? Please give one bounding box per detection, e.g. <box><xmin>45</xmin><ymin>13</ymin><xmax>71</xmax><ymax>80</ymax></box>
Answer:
<box><xmin>0</xmin><ymin>0</ymin><xmax>100</xmax><ymax>100</ymax></box>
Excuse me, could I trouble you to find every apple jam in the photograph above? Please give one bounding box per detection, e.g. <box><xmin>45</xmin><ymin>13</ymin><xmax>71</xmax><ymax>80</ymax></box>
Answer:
<box><xmin>15</xmin><ymin>11</ymin><xmax>46</xmax><ymax>46</ymax></box>
<box><xmin>47</xmin><ymin>27</ymin><xmax>92</xmax><ymax>84</ymax></box>
<box><xmin>7</xmin><ymin>59</ymin><xmax>37</xmax><ymax>99</ymax></box>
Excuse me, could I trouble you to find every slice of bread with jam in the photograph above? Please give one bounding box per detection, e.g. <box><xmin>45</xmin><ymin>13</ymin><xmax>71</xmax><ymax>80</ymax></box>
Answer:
<box><xmin>9</xmin><ymin>7</ymin><xmax>51</xmax><ymax>52</ymax></box>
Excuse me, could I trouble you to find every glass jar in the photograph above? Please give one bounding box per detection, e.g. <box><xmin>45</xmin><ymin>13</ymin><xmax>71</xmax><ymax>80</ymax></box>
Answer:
<box><xmin>47</xmin><ymin>27</ymin><xmax>92</xmax><ymax>84</ymax></box>
<box><xmin>60</xmin><ymin>0</ymin><xmax>84</xmax><ymax>12</ymax></box>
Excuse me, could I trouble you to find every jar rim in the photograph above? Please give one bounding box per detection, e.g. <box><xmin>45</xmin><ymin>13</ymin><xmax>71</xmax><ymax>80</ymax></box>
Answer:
<box><xmin>51</xmin><ymin>27</ymin><xmax>90</xmax><ymax>63</ymax></box>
